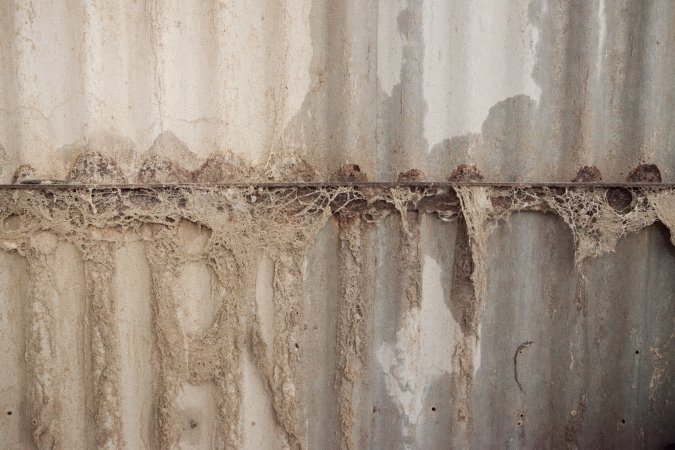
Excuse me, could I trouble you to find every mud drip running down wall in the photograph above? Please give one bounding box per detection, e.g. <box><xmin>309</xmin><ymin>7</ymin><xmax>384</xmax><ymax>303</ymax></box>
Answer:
<box><xmin>0</xmin><ymin>155</ymin><xmax>674</xmax><ymax>449</ymax></box>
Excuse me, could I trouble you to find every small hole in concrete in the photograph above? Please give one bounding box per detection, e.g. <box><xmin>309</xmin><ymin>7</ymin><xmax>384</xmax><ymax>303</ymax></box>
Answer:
<box><xmin>621</xmin><ymin>419</ymin><xmax>626</xmax><ymax>424</ymax></box>
<box><xmin>635</xmin><ymin>350</ymin><xmax>640</xmax><ymax>355</ymax></box>
<box><xmin>189</xmin><ymin>420</ymin><xmax>197</xmax><ymax>429</ymax></box>
<box><xmin>294</xmin><ymin>343</ymin><xmax>299</xmax><ymax>349</ymax></box>
<box><xmin>6</xmin><ymin>411</ymin><xmax>11</xmax><ymax>416</ymax></box>
<box><xmin>431</xmin><ymin>407</ymin><xmax>436</xmax><ymax>412</ymax></box>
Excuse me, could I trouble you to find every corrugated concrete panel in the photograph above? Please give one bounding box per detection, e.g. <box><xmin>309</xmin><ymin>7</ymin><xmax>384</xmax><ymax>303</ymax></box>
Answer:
<box><xmin>0</xmin><ymin>0</ymin><xmax>673</xmax><ymax>182</ymax></box>
<box><xmin>0</xmin><ymin>186</ymin><xmax>673</xmax><ymax>449</ymax></box>
<box><xmin>478</xmin><ymin>213</ymin><xmax>675</xmax><ymax>449</ymax></box>
<box><xmin>0</xmin><ymin>0</ymin><xmax>674</xmax><ymax>449</ymax></box>
<box><xmin>0</xmin><ymin>204</ymin><xmax>673</xmax><ymax>449</ymax></box>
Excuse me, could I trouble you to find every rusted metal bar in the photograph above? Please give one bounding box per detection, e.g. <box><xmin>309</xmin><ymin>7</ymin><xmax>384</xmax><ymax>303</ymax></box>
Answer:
<box><xmin>1</xmin><ymin>183</ymin><xmax>671</xmax><ymax>218</ymax></box>
<box><xmin>0</xmin><ymin>181</ymin><xmax>673</xmax><ymax>190</ymax></box>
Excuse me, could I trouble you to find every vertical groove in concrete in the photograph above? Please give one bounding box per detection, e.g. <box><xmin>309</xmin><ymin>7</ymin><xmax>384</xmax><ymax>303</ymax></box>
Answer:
<box><xmin>392</xmin><ymin>211</ymin><xmax>424</xmax><ymax>447</ymax></box>
<box><xmin>336</xmin><ymin>212</ymin><xmax>367</xmax><ymax>450</ymax></box>
<box><xmin>23</xmin><ymin>235</ymin><xmax>61</xmax><ymax>449</ymax></box>
<box><xmin>114</xmin><ymin>241</ymin><xmax>154</xmax><ymax>449</ymax></box>
<box><xmin>0</xmin><ymin>250</ymin><xmax>30</xmax><ymax>447</ymax></box>
<box><xmin>447</xmin><ymin>218</ymin><xmax>477</xmax><ymax>443</ymax></box>
<box><xmin>400</xmin><ymin>212</ymin><xmax>423</xmax><ymax>312</ymax></box>
<box><xmin>82</xmin><ymin>241</ymin><xmax>124</xmax><ymax>449</ymax></box>
<box><xmin>299</xmin><ymin>220</ymin><xmax>341</xmax><ymax>450</ymax></box>
<box><xmin>406</xmin><ymin>211</ymin><xmax>423</xmax><ymax>447</ymax></box>
<box><xmin>371</xmin><ymin>215</ymin><xmax>404</xmax><ymax>448</ymax></box>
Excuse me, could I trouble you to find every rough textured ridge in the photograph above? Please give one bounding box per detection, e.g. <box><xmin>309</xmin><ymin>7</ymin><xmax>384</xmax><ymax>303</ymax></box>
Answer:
<box><xmin>23</xmin><ymin>235</ymin><xmax>62</xmax><ymax>449</ymax></box>
<box><xmin>336</xmin><ymin>212</ymin><xmax>368</xmax><ymax>450</ymax></box>
<box><xmin>145</xmin><ymin>231</ymin><xmax>187</xmax><ymax>450</ymax></box>
<box><xmin>82</xmin><ymin>241</ymin><xmax>124</xmax><ymax>449</ymax></box>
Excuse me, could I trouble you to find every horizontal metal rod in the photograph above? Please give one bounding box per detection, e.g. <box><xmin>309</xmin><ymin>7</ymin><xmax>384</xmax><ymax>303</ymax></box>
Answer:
<box><xmin>0</xmin><ymin>181</ymin><xmax>673</xmax><ymax>190</ymax></box>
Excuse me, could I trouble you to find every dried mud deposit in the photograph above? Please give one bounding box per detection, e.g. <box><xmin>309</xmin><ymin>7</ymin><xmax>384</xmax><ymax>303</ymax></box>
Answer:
<box><xmin>0</xmin><ymin>155</ymin><xmax>674</xmax><ymax>449</ymax></box>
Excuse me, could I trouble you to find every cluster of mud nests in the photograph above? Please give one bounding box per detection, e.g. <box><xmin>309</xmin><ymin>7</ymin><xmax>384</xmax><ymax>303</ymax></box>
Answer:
<box><xmin>9</xmin><ymin>149</ymin><xmax>665</xmax><ymax>185</ymax></box>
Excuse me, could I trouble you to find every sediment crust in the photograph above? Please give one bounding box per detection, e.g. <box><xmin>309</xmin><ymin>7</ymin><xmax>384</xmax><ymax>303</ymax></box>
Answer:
<box><xmin>336</xmin><ymin>212</ymin><xmax>368</xmax><ymax>450</ymax></box>
<box><xmin>82</xmin><ymin>241</ymin><xmax>124</xmax><ymax>449</ymax></box>
<box><xmin>0</xmin><ymin>181</ymin><xmax>673</xmax><ymax>448</ymax></box>
<box><xmin>23</xmin><ymin>235</ymin><xmax>62</xmax><ymax>449</ymax></box>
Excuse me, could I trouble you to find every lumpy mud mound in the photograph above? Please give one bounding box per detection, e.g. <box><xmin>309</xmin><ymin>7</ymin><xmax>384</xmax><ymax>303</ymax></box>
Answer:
<box><xmin>398</xmin><ymin>169</ymin><xmax>425</xmax><ymax>181</ymax></box>
<box><xmin>606</xmin><ymin>188</ymin><xmax>634</xmax><ymax>213</ymax></box>
<box><xmin>145</xmin><ymin>132</ymin><xmax>201</xmax><ymax>170</ymax></box>
<box><xmin>498</xmin><ymin>187</ymin><xmax>663</xmax><ymax>262</ymax></box>
<box><xmin>138</xmin><ymin>148</ymin><xmax>257</xmax><ymax>184</ymax></box>
<box><xmin>67</xmin><ymin>151</ymin><xmax>126</xmax><ymax>183</ymax></box>
<box><xmin>449</xmin><ymin>164</ymin><xmax>484</xmax><ymax>182</ymax></box>
<box><xmin>12</xmin><ymin>164</ymin><xmax>36</xmax><ymax>183</ymax></box>
<box><xmin>627</xmin><ymin>164</ymin><xmax>662</xmax><ymax>183</ymax></box>
<box><xmin>335</xmin><ymin>164</ymin><xmax>367</xmax><ymax>182</ymax></box>
<box><xmin>265</xmin><ymin>154</ymin><xmax>317</xmax><ymax>181</ymax></box>
<box><xmin>195</xmin><ymin>151</ymin><xmax>256</xmax><ymax>183</ymax></box>
<box><xmin>450</xmin><ymin>220</ymin><xmax>477</xmax><ymax>334</ymax></box>
<box><xmin>572</xmin><ymin>166</ymin><xmax>602</xmax><ymax>182</ymax></box>
<box><xmin>138</xmin><ymin>156</ymin><xmax>195</xmax><ymax>183</ymax></box>
<box><xmin>454</xmin><ymin>184</ymin><xmax>674</xmax><ymax>267</ymax></box>
<box><xmin>138</xmin><ymin>132</ymin><xmax>201</xmax><ymax>183</ymax></box>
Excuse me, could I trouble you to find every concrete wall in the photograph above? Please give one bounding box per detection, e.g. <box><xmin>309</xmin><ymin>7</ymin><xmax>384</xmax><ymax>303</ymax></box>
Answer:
<box><xmin>0</xmin><ymin>1</ymin><xmax>673</xmax><ymax>449</ymax></box>
<box><xmin>0</xmin><ymin>0</ymin><xmax>673</xmax><ymax>182</ymax></box>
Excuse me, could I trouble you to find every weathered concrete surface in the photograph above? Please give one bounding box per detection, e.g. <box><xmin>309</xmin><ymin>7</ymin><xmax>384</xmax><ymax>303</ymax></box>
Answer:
<box><xmin>0</xmin><ymin>0</ymin><xmax>673</xmax><ymax>182</ymax></box>
<box><xmin>0</xmin><ymin>0</ymin><xmax>674</xmax><ymax>449</ymax></box>
<box><xmin>0</xmin><ymin>186</ymin><xmax>672</xmax><ymax>449</ymax></box>
<box><xmin>477</xmin><ymin>213</ymin><xmax>675</xmax><ymax>449</ymax></box>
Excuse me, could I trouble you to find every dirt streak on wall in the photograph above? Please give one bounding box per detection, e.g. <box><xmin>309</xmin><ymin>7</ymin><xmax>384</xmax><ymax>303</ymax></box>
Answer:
<box><xmin>271</xmin><ymin>254</ymin><xmax>304</xmax><ymax>447</ymax></box>
<box><xmin>82</xmin><ymin>241</ymin><xmax>124</xmax><ymax>449</ymax></box>
<box><xmin>0</xmin><ymin>180</ymin><xmax>673</xmax><ymax>449</ymax></box>
<box><xmin>192</xmin><ymin>233</ymin><xmax>255</xmax><ymax>449</ymax></box>
<box><xmin>446</xmin><ymin>218</ymin><xmax>477</xmax><ymax>443</ymax></box>
<box><xmin>336</xmin><ymin>212</ymin><xmax>369</xmax><ymax>450</ymax></box>
<box><xmin>384</xmin><ymin>210</ymin><xmax>425</xmax><ymax>447</ymax></box>
<box><xmin>23</xmin><ymin>235</ymin><xmax>62</xmax><ymax>449</ymax></box>
<box><xmin>145</xmin><ymin>230</ymin><xmax>187</xmax><ymax>450</ymax></box>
